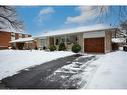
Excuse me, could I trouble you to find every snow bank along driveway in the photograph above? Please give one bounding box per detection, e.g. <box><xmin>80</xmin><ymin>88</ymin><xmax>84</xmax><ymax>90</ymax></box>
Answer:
<box><xmin>0</xmin><ymin>50</ymin><xmax>75</xmax><ymax>80</ymax></box>
<box><xmin>83</xmin><ymin>51</ymin><xmax>127</xmax><ymax>89</ymax></box>
<box><xmin>45</xmin><ymin>55</ymin><xmax>97</xmax><ymax>89</ymax></box>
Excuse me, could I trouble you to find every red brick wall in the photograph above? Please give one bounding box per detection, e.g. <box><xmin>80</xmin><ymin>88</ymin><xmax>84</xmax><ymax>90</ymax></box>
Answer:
<box><xmin>0</xmin><ymin>31</ymin><xmax>11</xmax><ymax>49</ymax></box>
<box><xmin>15</xmin><ymin>34</ymin><xmax>31</xmax><ymax>39</ymax></box>
<box><xmin>15</xmin><ymin>33</ymin><xmax>19</xmax><ymax>39</ymax></box>
<box><xmin>0</xmin><ymin>31</ymin><xmax>32</xmax><ymax>50</ymax></box>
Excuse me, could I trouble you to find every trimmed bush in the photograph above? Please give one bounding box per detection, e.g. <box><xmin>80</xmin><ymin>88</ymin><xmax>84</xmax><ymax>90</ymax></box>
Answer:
<box><xmin>49</xmin><ymin>45</ymin><xmax>56</xmax><ymax>51</ymax></box>
<box><xmin>71</xmin><ymin>43</ymin><xmax>81</xmax><ymax>53</ymax></box>
<box><xmin>58</xmin><ymin>43</ymin><xmax>66</xmax><ymax>51</ymax></box>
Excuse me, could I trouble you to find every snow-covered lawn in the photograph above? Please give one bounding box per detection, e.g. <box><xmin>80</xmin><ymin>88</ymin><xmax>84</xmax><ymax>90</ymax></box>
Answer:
<box><xmin>0</xmin><ymin>50</ymin><xmax>75</xmax><ymax>80</ymax></box>
<box><xmin>82</xmin><ymin>51</ymin><xmax>127</xmax><ymax>89</ymax></box>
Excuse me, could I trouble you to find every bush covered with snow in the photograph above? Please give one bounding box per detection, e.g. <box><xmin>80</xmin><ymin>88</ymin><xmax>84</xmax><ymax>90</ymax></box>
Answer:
<box><xmin>58</xmin><ymin>43</ymin><xmax>66</xmax><ymax>51</ymax></box>
<box><xmin>49</xmin><ymin>45</ymin><xmax>57</xmax><ymax>51</ymax></box>
<box><xmin>71</xmin><ymin>44</ymin><xmax>81</xmax><ymax>53</ymax></box>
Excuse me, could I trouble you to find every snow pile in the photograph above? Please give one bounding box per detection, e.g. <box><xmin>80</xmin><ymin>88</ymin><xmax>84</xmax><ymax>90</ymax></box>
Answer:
<box><xmin>0</xmin><ymin>50</ymin><xmax>75</xmax><ymax>80</ymax></box>
<box><xmin>112</xmin><ymin>38</ymin><xmax>126</xmax><ymax>43</ymax></box>
<box><xmin>46</xmin><ymin>55</ymin><xmax>97</xmax><ymax>89</ymax></box>
<box><xmin>82</xmin><ymin>51</ymin><xmax>127</xmax><ymax>89</ymax></box>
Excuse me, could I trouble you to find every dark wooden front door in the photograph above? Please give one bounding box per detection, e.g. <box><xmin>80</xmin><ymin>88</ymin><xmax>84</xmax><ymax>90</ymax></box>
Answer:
<box><xmin>84</xmin><ymin>37</ymin><xmax>104</xmax><ymax>53</ymax></box>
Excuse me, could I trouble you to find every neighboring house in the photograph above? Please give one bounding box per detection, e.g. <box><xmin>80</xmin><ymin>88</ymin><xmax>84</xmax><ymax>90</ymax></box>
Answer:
<box><xmin>39</xmin><ymin>24</ymin><xmax>116</xmax><ymax>53</ymax></box>
<box><xmin>9</xmin><ymin>36</ymin><xmax>45</xmax><ymax>50</ymax></box>
<box><xmin>112</xmin><ymin>38</ymin><xmax>126</xmax><ymax>50</ymax></box>
<box><xmin>111</xmin><ymin>28</ymin><xmax>127</xmax><ymax>50</ymax></box>
<box><xmin>0</xmin><ymin>29</ymin><xmax>31</xmax><ymax>49</ymax></box>
<box><xmin>10</xmin><ymin>37</ymin><xmax>37</xmax><ymax>50</ymax></box>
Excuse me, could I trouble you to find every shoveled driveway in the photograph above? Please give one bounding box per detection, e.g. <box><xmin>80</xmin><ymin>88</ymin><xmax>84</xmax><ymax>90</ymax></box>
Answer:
<box><xmin>1</xmin><ymin>54</ymin><xmax>81</xmax><ymax>89</ymax></box>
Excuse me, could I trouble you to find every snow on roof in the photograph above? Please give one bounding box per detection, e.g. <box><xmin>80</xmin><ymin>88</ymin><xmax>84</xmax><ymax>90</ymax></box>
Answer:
<box><xmin>33</xmin><ymin>36</ymin><xmax>46</xmax><ymax>39</ymax></box>
<box><xmin>41</xmin><ymin>24</ymin><xmax>115</xmax><ymax>37</ymax></box>
<box><xmin>0</xmin><ymin>28</ymin><xmax>30</xmax><ymax>35</ymax></box>
<box><xmin>112</xmin><ymin>38</ymin><xmax>126</xmax><ymax>43</ymax></box>
<box><xmin>10</xmin><ymin>37</ymin><xmax>34</xmax><ymax>43</ymax></box>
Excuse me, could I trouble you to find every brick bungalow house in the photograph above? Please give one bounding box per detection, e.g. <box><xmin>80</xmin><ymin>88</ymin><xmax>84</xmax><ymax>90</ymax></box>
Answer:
<box><xmin>39</xmin><ymin>24</ymin><xmax>116</xmax><ymax>53</ymax></box>
<box><xmin>0</xmin><ymin>29</ymin><xmax>32</xmax><ymax>49</ymax></box>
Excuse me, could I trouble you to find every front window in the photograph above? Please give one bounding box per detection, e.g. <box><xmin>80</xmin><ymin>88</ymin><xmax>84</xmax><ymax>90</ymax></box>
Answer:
<box><xmin>55</xmin><ymin>35</ymin><xmax>78</xmax><ymax>45</ymax></box>
<box><xmin>61</xmin><ymin>37</ymin><xmax>65</xmax><ymax>43</ymax></box>
<box><xmin>40</xmin><ymin>39</ymin><xmax>45</xmax><ymax>47</ymax></box>
<box><xmin>66</xmin><ymin>35</ymin><xmax>78</xmax><ymax>44</ymax></box>
<box><xmin>19</xmin><ymin>34</ymin><xmax>22</xmax><ymax>38</ymax></box>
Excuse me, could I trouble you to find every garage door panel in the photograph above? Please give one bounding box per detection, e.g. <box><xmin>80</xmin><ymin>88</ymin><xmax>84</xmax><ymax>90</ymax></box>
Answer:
<box><xmin>84</xmin><ymin>37</ymin><xmax>104</xmax><ymax>53</ymax></box>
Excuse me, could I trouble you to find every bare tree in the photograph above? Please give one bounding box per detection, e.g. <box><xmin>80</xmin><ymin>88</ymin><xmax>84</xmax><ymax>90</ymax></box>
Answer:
<box><xmin>120</xmin><ymin>20</ymin><xmax>127</xmax><ymax>30</ymax></box>
<box><xmin>95</xmin><ymin>6</ymin><xmax>127</xmax><ymax>26</ymax></box>
<box><xmin>95</xmin><ymin>6</ymin><xmax>127</xmax><ymax>42</ymax></box>
<box><xmin>0</xmin><ymin>6</ymin><xmax>23</xmax><ymax>31</ymax></box>
<box><xmin>119</xmin><ymin>20</ymin><xmax>127</xmax><ymax>43</ymax></box>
